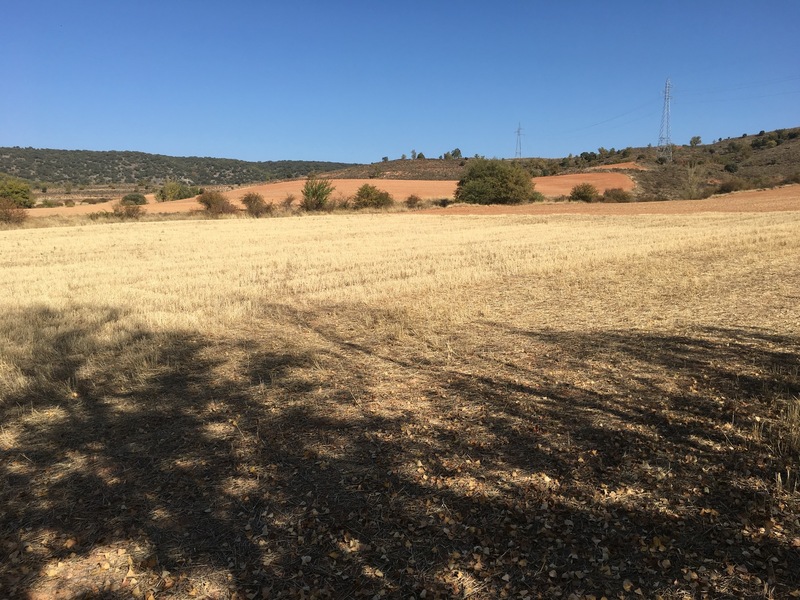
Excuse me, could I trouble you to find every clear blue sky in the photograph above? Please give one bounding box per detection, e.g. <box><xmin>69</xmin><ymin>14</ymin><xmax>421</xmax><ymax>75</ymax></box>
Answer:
<box><xmin>2</xmin><ymin>1</ymin><xmax>798</xmax><ymax>163</ymax></box>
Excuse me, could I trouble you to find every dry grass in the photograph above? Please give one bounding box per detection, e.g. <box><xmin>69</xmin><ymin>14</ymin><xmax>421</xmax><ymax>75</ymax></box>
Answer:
<box><xmin>1</xmin><ymin>210</ymin><xmax>799</xmax><ymax>599</ymax></box>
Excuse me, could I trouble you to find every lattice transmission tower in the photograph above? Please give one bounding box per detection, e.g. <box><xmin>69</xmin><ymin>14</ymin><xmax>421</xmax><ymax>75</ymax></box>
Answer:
<box><xmin>657</xmin><ymin>78</ymin><xmax>673</xmax><ymax>163</ymax></box>
<box><xmin>515</xmin><ymin>123</ymin><xmax>523</xmax><ymax>159</ymax></box>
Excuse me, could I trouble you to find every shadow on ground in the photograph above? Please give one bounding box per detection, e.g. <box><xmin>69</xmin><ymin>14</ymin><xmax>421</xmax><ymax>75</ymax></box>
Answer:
<box><xmin>1</xmin><ymin>305</ymin><xmax>798</xmax><ymax>598</ymax></box>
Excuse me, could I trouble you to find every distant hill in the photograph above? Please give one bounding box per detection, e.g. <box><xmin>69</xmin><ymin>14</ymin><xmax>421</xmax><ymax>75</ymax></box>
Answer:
<box><xmin>3</xmin><ymin>125</ymin><xmax>797</xmax><ymax>198</ymax></box>
<box><xmin>0</xmin><ymin>148</ymin><xmax>355</xmax><ymax>186</ymax></box>
<box><xmin>327</xmin><ymin>126</ymin><xmax>800</xmax><ymax>199</ymax></box>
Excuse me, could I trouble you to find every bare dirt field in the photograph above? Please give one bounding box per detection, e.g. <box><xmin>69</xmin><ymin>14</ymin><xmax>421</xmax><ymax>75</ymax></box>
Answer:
<box><xmin>2</xmin><ymin>209</ymin><xmax>799</xmax><ymax>599</ymax></box>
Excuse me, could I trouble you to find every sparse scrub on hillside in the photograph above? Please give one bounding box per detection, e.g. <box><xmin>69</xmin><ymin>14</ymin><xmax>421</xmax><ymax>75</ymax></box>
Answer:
<box><xmin>241</xmin><ymin>192</ymin><xmax>272</xmax><ymax>217</ymax></box>
<box><xmin>198</xmin><ymin>191</ymin><xmax>238</xmax><ymax>217</ymax></box>
<box><xmin>455</xmin><ymin>159</ymin><xmax>538</xmax><ymax>205</ymax></box>
<box><xmin>301</xmin><ymin>176</ymin><xmax>335</xmax><ymax>211</ymax></box>
<box><xmin>352</xmin><ymin>184</ymin><xmax>394</xmax><ymax>209</ymax></box>
<box><xmin>784</xmin><ymin>172</ymin><xmax>800</xmax><ymax>185</ymax></box>
<box><xmin>570</xmin><ymin>182</ymin><xmax>600</xmax><ymax>202</ymax></box>
<box><xmin>0</xmin><ymin>197</ymin><xmax>28</xmax><ymax>224</ymax></box>
<box><xmin>716</xmin><ymin>178</ymin><xmax>747</xmax><ymax>194</ymax></box>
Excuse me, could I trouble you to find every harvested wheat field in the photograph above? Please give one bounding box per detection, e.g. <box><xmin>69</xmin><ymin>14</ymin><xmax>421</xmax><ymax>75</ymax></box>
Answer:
<box><xmin>2</xmin><ymin>208</ymin><xmax>800</xmax><ymax>599</ymax></box>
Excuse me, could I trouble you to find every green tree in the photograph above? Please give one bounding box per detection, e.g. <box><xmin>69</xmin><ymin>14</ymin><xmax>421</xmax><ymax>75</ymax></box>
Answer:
<box><xmin>301</xmin><ymin>176</ymin><xmax>335</xmax><ymax>211</ymax></box>
<box><xmin>690</xmin><ymin>136</ymin><xmax>702</xmax><ymax>147</ymax></box>
<box><xmin>454</xmin><ymin>159</ymin><xmax>537</xmax><ymax>205</ymax></box>
<box><xmin>0</xmin><ymin>175</ymin><xmax>33</xmax><ymax>208</ymax></box>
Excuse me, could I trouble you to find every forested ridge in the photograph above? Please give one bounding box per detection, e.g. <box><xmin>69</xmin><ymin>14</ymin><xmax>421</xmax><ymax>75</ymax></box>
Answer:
<box><xmin>0</xmin><ymin>147</ymin><xmax>355</xmax><ymax>185</ymax></box>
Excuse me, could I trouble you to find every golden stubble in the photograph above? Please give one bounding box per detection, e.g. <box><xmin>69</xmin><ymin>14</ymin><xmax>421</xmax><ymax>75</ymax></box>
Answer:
<box><xmin>2</xmin><ymin>212</ymin><xmax>798</xmax><ymax>331</ymax></box>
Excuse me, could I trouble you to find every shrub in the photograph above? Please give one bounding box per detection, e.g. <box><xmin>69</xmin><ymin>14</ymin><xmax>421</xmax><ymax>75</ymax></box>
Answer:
<box><xmin>602</xmin><ymin>188</ymin><xmax>633</xmax><ymax>203</ymax></box>
<box><xmin>352</xmin><ymin>184</ymin><xmax>394</xmax><ymax>209</ymax></box>
<box><xmin>0</xmin><ymin>197</ymin><xmax>28</xmax><ymax>224</ymax></box>
<box><xmin>282</xmin><ymin>194</ymin><xmax>296</xmax><ymax>210</ymax></box>
<box><xmin>454</xmin><ymin>159</ymin><xmax>537</xmax><ymax>205</ymax></box>
<box><xmin>113</xmin><ymin>202</ymin><xmax>145</xmax><ymax>220</ymax></box>
<box><xmin>716</xmin><ymin>179</ymin><xmax>746</xmax><ymax>194</ymax></box>
<box><xmin>783</xmin><ymin>172</ymin><xmax>800</xmax><ymax>185</ymax></box>
<box><xmin>121</xmin><ymin>193</ymin><xmax>147</xmax><ymax>206</ymax></box>
<box><xmin>0</xmin><ymin>175</ymin><xmax>33</xmax><ymax>208</ymax></box>
<box><xmin>156</xmin><ymin>180</ymin><xmax>202</xmax><ymax>202</ymax></box>
<box><xmin>39</xmin><ymin>199</ymin><xmax>64</xmax><ymax>208</ymax></box>
<box><xmin>405</xmin><ymin>194</ymin><xmax>423</xmax><ymax>209</ymax></box>
<box><xmin>241</xmin><ymin>192</ymin><xmax>272</xmax><ymax>217</ymax></box>
<box><xmin>301</xmin><ymin>176</ymin><xmax>335</xmax><ymax>211</ymax></box>
<box><xmin>724</xmin><ymin>163</ymin><xmax>739</xmax><ymax>173</ymax></box>
<box><xmin>570</xmin><ymin>183</ymin><xmax>600</xmax><ymax>202</ymax></box>
<box><xmin>197</xmin><ymin>191</ymin><xmax>238</xmax><ymax>216</ymax></box>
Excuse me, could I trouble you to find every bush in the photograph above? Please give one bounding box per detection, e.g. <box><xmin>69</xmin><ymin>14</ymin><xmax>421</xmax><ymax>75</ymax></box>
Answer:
<box><xmin>156</xmin><ymin>180</ymin><xmax>202</xmax><ymax>202</ymax></box>
<box><xmin>454</xmin><ymin>159</ymin><xmax>537</xmax><ymax>205</ymax></box>
<box><xmin>281</xmin><ymin>194</ymin><xmax>296</xmax><ymax>210</ymax></box>
<box><xmin>724</xmin><ymin>163</ymin><xmax>739</xmax><ymax>173</ymax></box>
<box><xmin>121</xmin><ymin>193</ymin><xmax>147</xmax><ymax>206</ymax></box>
<box><xmin>352</xmin><ymin>184</ymin><xmax>394</xmax><ymax>209</ymax></box>
<box><xmin>113</xmin><ymin>202</ymin><xmax>145</xmax><ymax>220</ymax></box>
<box><xmin>197</xmin><ymin>191</ymin><xmax>238</xmax><ymax>216</ymax></box>
<box><xmin>241</xmin><ymin>192</ymin><xmax>272</xmax><ymax>217</ymax></box>
<box><xmin>570</xmin><ymin>183</ymin><xmax>600</xmax><ymax>202</ymax></box>
<box><xmin>602</xmin><ymin>188</ymin><xmax>633</xmax><ymax>203</ymax></box>
<box><xmin>405</xmin><ymin>194</ymin><xmax>423</xmax><ymax>209</ymax></box>
<box><xmin>783</xmin><ymin>172</ymin><xmax>800</xmax><ymax>185</ymax></box>
<box><xmin>716</xmin><ymin>179</ymin><xmax>746</xmax><ymax>194</ymax></box>
<box><xmin>301</xmin><ymin>176</ymin><xmax>335</xmax><ymax>211</ymax></box>
<box><xmin>0</xmin><ymin>197</ymin><xmax>28</xmax><ymax>224</ymax></box>
<box><xmin>39</xmin><ymin>199</ymin><xmax>64</xmax><ymax>208</ymax></box>
<box><xmin>0</xmin><ymin>175</ymin><xmax>33</xmax><ymax>208</ymax></box>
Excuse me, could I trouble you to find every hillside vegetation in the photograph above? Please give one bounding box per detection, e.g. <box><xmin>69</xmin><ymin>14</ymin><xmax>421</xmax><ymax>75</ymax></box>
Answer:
<box><xmin>2</xmin><ymin>127</ymin><xmax>798</xmax><ymax>204</ymax></box>
<box><xmin>329</xmin><ymin>127</ymin><xmax>800</xmax><ymax>200</ymax></box>
<box><xmin>0</xmin><ymin>148</ymin><xmax>354</xmax><ymax>186</ymax></box>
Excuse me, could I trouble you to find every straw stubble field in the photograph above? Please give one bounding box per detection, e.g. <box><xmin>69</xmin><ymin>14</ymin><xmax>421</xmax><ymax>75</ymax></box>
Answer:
<box><xmin>1</xmin><ymin>210</ymin><xmax>799</xmax><ymax>599</ymax></box>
